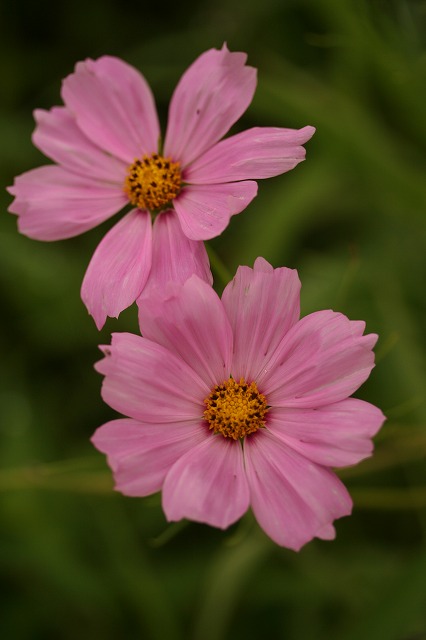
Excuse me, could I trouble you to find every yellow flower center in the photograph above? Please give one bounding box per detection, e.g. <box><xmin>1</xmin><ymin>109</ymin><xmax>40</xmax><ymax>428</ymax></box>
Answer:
<box><xmin>124</xmin><ymin>153</ymin><xmax>182</xmax><ymax>210</ymax></box>
<box><xmin>203</xmin><ymin>378</ymin><xmax>268</xmax><ymax>440</ymax></box>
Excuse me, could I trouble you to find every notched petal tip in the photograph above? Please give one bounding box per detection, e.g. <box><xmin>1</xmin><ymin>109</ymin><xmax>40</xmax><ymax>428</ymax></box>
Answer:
<box><xmin>100</xmin><ymin>344</ymin><xmax>112</xmax><ymax>356</ymax></box>
<box><xmin>253</xmin><ymin>256</ymin><xmax>274</xmax><ymax>272</ymax></box>
<box><xmin>6</xmin><ymin>183</ymin><xmax>16</xmax><ymax>199</ymax></box>
<box><xmin>300</xmin><ymin>125</ymin><xmax>316</xmax><ymax>141</ymax></box>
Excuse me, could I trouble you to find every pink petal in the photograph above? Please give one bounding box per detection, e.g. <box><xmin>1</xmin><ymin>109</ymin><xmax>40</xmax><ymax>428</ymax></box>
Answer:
<box><xmin>8</xmin><ymin>165</ymin><xmax>126</xmax><ymax>240</ymax></box>
<box><xmin>244</xmin><ymin>430</ymin><xmax>352</xmax><ymax>550</ymax></box>
<box><xmin>139</xmin><ymin>208</ymin><xmax>212</xmax><ymax>300</ymax></box>
<box><xmin>138</xmin><ymin>275</ymin><xmax>232</xmax><ymax>389</ymax></box>
<box><xmin>258</xmin><ymin>310</ymin><xmax>378</xmax><ymax>408</ymax></box>
<box><xmin>91</xmin><ymin>418</ymin><xmax>206</xmax><ymax>497</ymax></box>
<box><xmin>61</xmin><ymin>56</ymin><xmax>160</xmax><ymax>163</ymax></box>
<box><xmin>96</xmin><ymin>332</ymin><xmax>209</xmax><ymax>423</ymax></box>
<box><xmin>173</xmin><ymin>181</ymin><xmax>258</xmax><ymax>241</ymax></box>
<box><xmin>185</xmin><ymin>126</ymin><xmax>316</xmax><ymax>184</ymax></box>
<box><xmin>164</xmin><ymin>45</ymin><xmax>257</xmax><ymax>167</ymax></box>
<box><xmin>221</xmin><ymin>258</ymin><xmax>301</xmax><ymax>382</ymax></box>
<box><xmin>81</xmin><ymin>209</ymin><xmax>152</xmax><ymax>329</ymax></box>
<box><xmin>162</xmin><ymin>434</ymin><xmax>250</xmax><ymax>529</ymax></box>
<box><xmin>251</xmin><ymin>256</ymin><xmax>274</xmax><ymax>273</ymax></box>
<box><xmin>316</xmin><ymin>524</ymin><xmax>336</xmax><ymax>540</ymax></box>
<box><xmin>32</xmin><ymin>107</ymin><xmax>128</xmax><ymax>182</ymax></box>
<box><xmin>267</xmin><ymin>399</ymin><xmax>385</xmax><ymax>467</ymax></box>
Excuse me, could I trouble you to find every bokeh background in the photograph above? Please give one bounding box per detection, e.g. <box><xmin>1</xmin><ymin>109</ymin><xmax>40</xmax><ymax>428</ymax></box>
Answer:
<box><xmin>1</xmin><ymin>0</ymin><xmax>426</xmax><ymax>638</ymax></box>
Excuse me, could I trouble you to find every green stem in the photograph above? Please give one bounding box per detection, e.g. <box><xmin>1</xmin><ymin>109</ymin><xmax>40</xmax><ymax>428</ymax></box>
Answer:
<box><xmin>206</xmin><ymin>243</ymin><xmax>233</xmax><ymax>288</ymax></box>
<box><xmin>2</xmin><ymin>461</ymin><xmax>426</xmax><ymax>510</ymax></box>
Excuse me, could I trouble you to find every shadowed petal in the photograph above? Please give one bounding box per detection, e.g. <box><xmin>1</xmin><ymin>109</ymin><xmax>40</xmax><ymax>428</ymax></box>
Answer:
<box><xmin>173</xmin><ymin>181</ymin><xmax>258</xmax><ymax>241</ymax></box>
<box><xmin>244</xmin><ymin>430</ymin><xmax>352</xmax><ymax>550</ymax></box>
<box><xmin>259</xmin><ymin>310</ymin><xmax>377</xmax><ymax>408</ymax></box>
<box><xmin>62</xmin><ymin>56</ymin><xmax>160</xmax><ymax>163</ymax></box>
<box><xmin>139</xmin><ymin>209</ymin><xmax>212</xmax><ymax>300</ymax></box>
<box><xmin>267</xmin><ymin>399</ymin><xmax>385</xmax><ymax>467</ymax></box>
<box><xmin>8</xmin><ymin>165</ymin><xmax>126</xmax><ymax>240</ymax></box>
<box><xmin>163</xmin><ymin>435</ymin><xmax>250</xmax><ymax>529</ymax></box>
<box><xmin>222</xmin><ymin>258</ymin><xmax>300</xmax><ymax>382</ymax></box>
<box><xmin>33</xmin><ymin>107</ymin><xmax>128</xmax><ymax>182</ymax></box>
<box><xmin>164</xmin><ymin>45</ymin><xmax>257</xmax><ymax>167</ymax></box>
<box><xmin>91</xmin><ymin>418</ymin><xmax>206</xmax><ymax>497</ymax></box>
<box><xmin>138</xmin><ymin>275</ymin><xmax>232</xmax><ymax>389</ymax></box>
<box><xmin>96</xmin><ymin>332</ymin><xmax>209</xmax><ymax>423</ymax></box>
<box><xmin>81</xmin><ymin>209</ymin><xmax>152</xmax><ymax>329</ymax></box>
<box><xmin>185</xmin><ymin>126</ymin><xmax>316</xmax><ymax>184</ymax></box>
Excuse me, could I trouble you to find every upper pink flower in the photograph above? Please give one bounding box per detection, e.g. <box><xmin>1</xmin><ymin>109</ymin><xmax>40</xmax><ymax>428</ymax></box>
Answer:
<box><xmin>7</xmin><ymin>46</ymin><xmax>315</xmax><ymax>329</ymax></box>
<box><xmin>92</xmin><ymin>258</ymin><xmax>385</xmax><ymax>551</ymax></box>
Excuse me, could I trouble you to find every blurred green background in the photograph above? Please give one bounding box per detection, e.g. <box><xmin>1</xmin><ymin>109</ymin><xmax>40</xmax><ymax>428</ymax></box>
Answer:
<box><xmin>1</xmin><ymin>0</ymin><xmax>426</xmax><ymax>638</ymax></box>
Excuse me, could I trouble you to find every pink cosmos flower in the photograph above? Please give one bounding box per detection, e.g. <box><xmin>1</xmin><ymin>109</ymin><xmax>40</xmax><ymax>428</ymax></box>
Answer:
<box><xmin>92</xmin><ymin>258</ymin><xmax>385</xmax><ymax>551</ymax></box>
<box><xmin>7</xmin><ymin>46</ymin><xmax>315</xmax><ymax>329</ymax></box>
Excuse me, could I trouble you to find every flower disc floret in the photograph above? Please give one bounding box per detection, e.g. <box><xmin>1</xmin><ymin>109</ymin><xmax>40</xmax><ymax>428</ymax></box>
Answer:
<box><xmin>204</xmin><ymin>377</ymin><xmax>268</xmax><ymax>440</ymax></box>
<box><xmin>124</xmin><ymin>153</ymin><xmax>182</xmax><ymax>210</ymax></box>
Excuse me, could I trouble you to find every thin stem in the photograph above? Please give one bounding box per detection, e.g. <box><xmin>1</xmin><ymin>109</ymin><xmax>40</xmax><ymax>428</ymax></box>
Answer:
<box><xmin>206</xmin><ymin>243</ymin><xmax>232</xmax><ymax>288</ymax></box>
<box><xmin>2</xmin><ymin>461</ymin><xmax>426</xmax><ymax>510</ymax></box>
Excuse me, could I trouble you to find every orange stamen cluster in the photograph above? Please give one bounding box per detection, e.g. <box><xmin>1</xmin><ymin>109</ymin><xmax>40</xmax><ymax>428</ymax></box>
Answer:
<box><xmin>203</xmin><ymin>377</ymin><xmax>268</xmax><ymax>440</ymax></box>
<box><xmin>124</xmin><ymin>153</ymin><xmax>181</xmax><ymax>210</ymax></box>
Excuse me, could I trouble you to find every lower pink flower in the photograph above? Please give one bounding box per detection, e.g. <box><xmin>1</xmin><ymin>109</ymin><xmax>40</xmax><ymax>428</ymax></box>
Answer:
<box><xmin>92</xmin><ymin>258</ymin><xmax>385</xmax><ymax>550</ymax></box>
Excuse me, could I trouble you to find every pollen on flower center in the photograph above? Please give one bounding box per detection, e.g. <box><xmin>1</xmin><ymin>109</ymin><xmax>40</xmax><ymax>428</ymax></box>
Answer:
<box><xmin>203</xmin><ymin>377</ymin><xmax>268</xmax><ymax>440</ymax></box>
<box><xmin>124</xmin><ymin>153</ymin><xmax>181</xmax><ymax>210</ymax></box>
